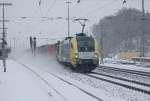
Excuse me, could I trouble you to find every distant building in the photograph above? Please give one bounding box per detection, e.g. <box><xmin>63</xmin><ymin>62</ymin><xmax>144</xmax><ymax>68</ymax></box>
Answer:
<box><xmin>117</xmin><ymin>51</ymin><xmax>141</xmax><ymax>61</ymax></box>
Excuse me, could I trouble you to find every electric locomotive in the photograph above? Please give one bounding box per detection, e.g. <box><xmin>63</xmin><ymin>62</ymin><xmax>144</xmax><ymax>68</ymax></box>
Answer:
<box><xmin>56</xmin><ymin>33</ymin><xmax>99</xmax><ymax>72</ymax></box>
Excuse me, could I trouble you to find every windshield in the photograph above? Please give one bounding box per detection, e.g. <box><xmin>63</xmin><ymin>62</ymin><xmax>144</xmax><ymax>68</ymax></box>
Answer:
<box><xmin>77</xmin><ymin>37</ymin><xmax>95</xmax><ymax>52</ymax></box>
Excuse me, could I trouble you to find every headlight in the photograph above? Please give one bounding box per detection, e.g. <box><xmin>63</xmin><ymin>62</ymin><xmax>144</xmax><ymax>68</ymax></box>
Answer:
<box><xmin>75</xmin><ymin>55</ymin><xmax>78</xmax><ymax>58</ymax></box>
<box><xmin>94</xmin><ymin>53</ymin><xmax>98</xmax><ymax>58</ymax></box>
<box><xmin>94</xmin><ymin>54</ymin><xmax>98</xmax><ymax>58</ymax></box>
<box><xmin>75</xmin><ymin>53</ymin><xmax>78</xmax><ymax>58</ymax></box>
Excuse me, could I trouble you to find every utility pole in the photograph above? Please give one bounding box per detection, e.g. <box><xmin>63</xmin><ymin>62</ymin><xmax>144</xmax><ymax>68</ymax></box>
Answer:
<box><xmin>141</xmin><ymin>0</ymin><xmax>146</xmax><ymax>57</ymax></box>
<box><xmin>142</xmin><ymin>0</ymin><xmax>145</xmax><ymax>16</ymax></box>
<box><xmin>0</xmin><ymin>3</ymin><xmax>12</xmax><ymax>72</ymax></box>
<box><xmin>100</xmin><ymin>23</ymin><xmax>104</xmax><ymax>64</ymax></box>
<box><xmin>65</xmin><ymin>1</ymin><xmax>72</xmax><ymax>37</ymax></box>
<box><xmin>74</xmin><ymin>18</ymin><xmax>88</xmax><ymax>33</ymax></box>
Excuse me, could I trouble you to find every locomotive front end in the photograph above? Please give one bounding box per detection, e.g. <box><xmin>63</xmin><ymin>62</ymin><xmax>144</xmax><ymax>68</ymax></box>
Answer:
<box><xmin>71</xmin><ymin>34</ymin><xmax>99</xmax><ymax>72</ymax></box>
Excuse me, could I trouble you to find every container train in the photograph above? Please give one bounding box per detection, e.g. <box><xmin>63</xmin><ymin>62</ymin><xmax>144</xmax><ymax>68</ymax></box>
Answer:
<box><xmin>56</xmin><ymin>33</ymin><xmax>99</xmax><ymax>72</ymax></box>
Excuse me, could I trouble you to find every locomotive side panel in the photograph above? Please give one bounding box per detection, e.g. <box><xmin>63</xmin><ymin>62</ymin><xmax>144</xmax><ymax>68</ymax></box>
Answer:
<box><xmin>59</xmin><ymin>39</ymin><xmax>71</xmax><ymax>63</ymax></box>
<box><xmin>70</xmin><ymin>38</ymin><xmax>78</xmax><ymax>66</ymax></box>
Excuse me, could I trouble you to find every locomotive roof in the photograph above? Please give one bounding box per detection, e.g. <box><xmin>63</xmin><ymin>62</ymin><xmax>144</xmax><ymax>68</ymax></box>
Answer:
<box><xmin>75</xmin><ymin>33</ymin><xmax>86</xmax><ymax>37</ymax></box>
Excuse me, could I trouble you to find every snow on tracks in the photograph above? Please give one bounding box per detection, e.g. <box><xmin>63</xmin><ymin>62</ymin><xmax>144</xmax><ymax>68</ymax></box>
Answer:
<box><xmin>15</xmin><ymin>60</ymin><xmax>125</xmax><ymax>101</ymax></box>
<box><xmin>99</xmin><ymin>66</ymin><xmax>150</xmax><ymax>77</ymax></box>
<box><xmin>15</xmin><ymin>61</ymin><xmax>104</xmax><ymax>101</ymax></box>
<box><xmin>87</xmin><ymin>72</ymin><xmax>150</xmax><ymax>95</ymax></box>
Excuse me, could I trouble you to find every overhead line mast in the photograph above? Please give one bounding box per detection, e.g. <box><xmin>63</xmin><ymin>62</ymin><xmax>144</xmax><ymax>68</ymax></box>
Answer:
<box><xmin>141</xmin><ymin>0</ymin><xmax>146</xmax><ymax>57</ymax></box>
<box><xmin>65</xmin><ymin>1</ymin><xmax>72</xmax><ymax>37</ymax></box>
<box><xmin>0</xmin><ymin>3</ymin><xmax>12</xmax><ymax>72</ymax></box>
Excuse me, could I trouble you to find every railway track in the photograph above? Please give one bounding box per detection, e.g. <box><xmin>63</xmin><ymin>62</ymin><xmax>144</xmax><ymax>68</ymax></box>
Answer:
<box><xmin>99</xmin><ymin>66</ymin><xmax>150</xmax><ymax>77</ymax></box>
<box><xmin>13</xmin><ymin>60</ymin><xmax>150</xmax><ymax>99</ymax></box>
<box><xmin>86</xmin><ymin>71</ymin><xmax>150</xmax><ymax>95</ymax></box>
<box><xmin>16</xmin><ymin>61</ymin><xmax>103</xmax><ymax>101</ymax></box>
<box><xmin>48</xmin><ymin>72</ymin><xmax>103</xmax><ymax>101</ymax></box>
<box><xmin>18</xmin><ymin>63</ymin><xmax>68</xmax><ymax>101</ymax></box>
<box><xmin>91</xmin><ymin>72</ymin><xmax>150</xmax><ymax>87</ymax></box>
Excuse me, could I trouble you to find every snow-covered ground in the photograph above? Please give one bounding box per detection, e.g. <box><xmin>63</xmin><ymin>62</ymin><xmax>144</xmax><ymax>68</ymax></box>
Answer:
<box><xmin>4</xmin><ymin>46</ymin><xmax>149</xmax><ymax>101</ymax></box>
<box><xmin>100</xmin><ymin>62</ymin><xmax>150</xmax><ymax>73</ymax></box>
<box><xmin>0</xmin><ymin>47</ymin><xmax>128</xmax><ymax>101</ymax></box>
<box><xmin>102</xmin><ymin>58</ymin><xmax>150</xmax><ymax>73</ymax></box>
<box><xmin>0</xmin><ymin>60</ymin><xmax>63</xmax><ymax>101</ymax></box>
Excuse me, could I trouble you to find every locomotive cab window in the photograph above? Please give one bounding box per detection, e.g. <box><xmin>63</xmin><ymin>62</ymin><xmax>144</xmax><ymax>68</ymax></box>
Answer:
<box><xmin>77</xmin><ymin>37</ymin><xmax>95</xmax><ymax>52</ymax></box>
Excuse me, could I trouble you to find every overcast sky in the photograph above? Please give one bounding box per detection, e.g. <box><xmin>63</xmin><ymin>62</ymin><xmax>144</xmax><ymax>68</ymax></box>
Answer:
<box><xmin>0</xmin><ymin>0</ymin><xmax>150</xmax><ymax>42</ymax></box>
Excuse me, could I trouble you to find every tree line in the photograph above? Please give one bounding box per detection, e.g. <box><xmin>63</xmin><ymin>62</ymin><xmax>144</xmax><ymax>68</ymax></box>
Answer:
<box><xmin>92</xmin><ymin>8</ymin><xmax>150</xmax><ymax>57</ymax></box>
